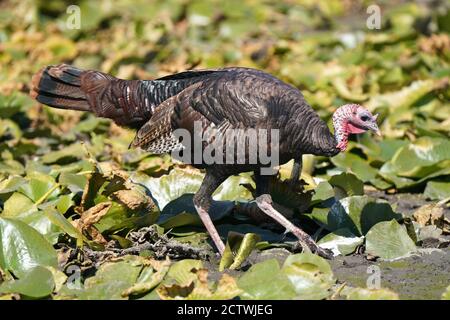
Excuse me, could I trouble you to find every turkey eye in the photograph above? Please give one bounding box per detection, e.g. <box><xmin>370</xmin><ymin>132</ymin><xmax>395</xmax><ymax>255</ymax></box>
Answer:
<box><xmin>360</xmin><ymin>115</ymin><xmax>369</xmax><ymax>121</ymax></box>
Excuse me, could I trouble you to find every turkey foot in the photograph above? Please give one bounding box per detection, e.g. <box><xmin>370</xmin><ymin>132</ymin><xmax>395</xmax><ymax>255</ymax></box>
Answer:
<box><xmin>194</xmin><ymin>204</ymin><xmax>225</xmax><ymax>255</ymax></box>
<box><xmin>255</xmin><ymin>194</ymin><xmax>333</xmax><ymax>259</ymax></box>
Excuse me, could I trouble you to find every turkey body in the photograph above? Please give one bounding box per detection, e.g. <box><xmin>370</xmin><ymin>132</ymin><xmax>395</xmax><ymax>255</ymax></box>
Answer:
<box><xmin>138</xmin><ymin>67</ymin><xmax>340</xmax><ymax>170</ymax></box>
<box><xmin>31</xmin><ymin>65</ymin><xmax>338</xmax><ymax>258</ymax></box>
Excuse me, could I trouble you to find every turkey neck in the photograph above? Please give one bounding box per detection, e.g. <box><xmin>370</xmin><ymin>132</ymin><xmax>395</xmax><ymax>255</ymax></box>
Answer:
<box><xmin>284</xmin><ymin>100</ymin><xmax>340</xmax><ymax>158</ymax></box>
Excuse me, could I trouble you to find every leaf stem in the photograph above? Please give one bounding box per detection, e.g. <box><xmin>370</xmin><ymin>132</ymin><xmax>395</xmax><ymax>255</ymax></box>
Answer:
<box><xmin>35</xmin><ymin>183</ymin><xmax>60</xmax><ymax>206</ymax></box>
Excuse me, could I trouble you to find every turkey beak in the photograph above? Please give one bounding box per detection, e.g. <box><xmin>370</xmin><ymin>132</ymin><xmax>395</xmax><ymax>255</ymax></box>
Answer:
<box><xmin>373</xmin><ymin>127</ymin><xmax>381</xmax><ymax>136</ymax></box>
<box><xmin>370</xmin><ymin>122</ymin><xmax>381</xmax><ymax>136</ymax></box>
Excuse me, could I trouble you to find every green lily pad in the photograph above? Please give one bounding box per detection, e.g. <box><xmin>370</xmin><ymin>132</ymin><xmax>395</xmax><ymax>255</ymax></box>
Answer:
<box><xmin>2</xmin><ymin>192</ymin><xmax>35</xmax><ymax>217</ymax></box>
<box><xmin>135</xmin><ymin>168</ymin><xmax>252</xmax><ymax>211</ymax></box>
<box><xmin>281</xmin><ymin>253</ymin><xmax>335</xmax><ymax>300</ymax></box>
<box><xmin>238</xmin><ymin>259</ymin><xmax>297</xmax><ymax>300</ymax></box>
<box><xmin>158</xmin><ymin>194</ymin><xmax>235</xmax><ymax>228</ymax></box>
<box><xmin>311</xmin><ymin>195</ymin><xmax>401</xmax><ymax>236</ymax></box>
<box><xmin>2</xmin><ymin>192</ymin><xmax>63</xmax><ymax>244</ymax></box>
<box><xmin>55</xmin><ymin>194</ymin><xmax>74</xmax><ymax>214</ymax></box>
<box><xmin>0</xmin><ymin>176</ymin><xmax>27</xmax><ymax>194</ymax></box>
<box><xmin>18</xmin><ymin>172</ymin><xmax>59</xmax><ymax>203</ymax></box>
<box><xmin>0</xmin><ymin>218</ymin><xmax>58</xmax><ymax>278</ymax></box>
<box><xmin>121</xmin><ymin>260</ymin><xmax>170</xmax><ymax>297</ymax></box>
<box><xmin>43</xmin><ymin>208</ymin><xmax>84</xmax><ymax>246</ymax></box>
<box><xmin>380</xmin><ymin>162</ymin><xmax>450</xmax><ymax>189</ymax></box>
<box><xmin>366</xmin><ymin>79</ymin><xmax>443</xmax><ymax>111</ymax></box>
<box><xmin>15</xmin><ymin>211</ymin><xmax>62</xmax><ymax>245</ymax></box>
<box><xmin>378</xmin><ymin>139</ymin><xmax>409</xmax><ymax>162</ymax></box>
<box><xmin>331</xmin><ymin>153</ymin><xmax>379</xmax><ymax>183</ymax></box>
<box><xmin>389</xmin><ymin>137</ymin><xmax>450</xmax><ymax>178</ymax></box>
<box><xmin>329</xmin><ymin>173</ymin><xmax>364</xmax><ymax>198</ymax></box>
<box><xmin>366</xmin><ymin>220</ymin><xmax>417</xmax><ymax>260</ymax></box>
<box><xmin>0</xmin><ymin>92</ymin><xmax>34</xmax><ymax>118</ymax></box>
<box><xmin>41</xmin><ymin>143</ymin><xmax>84</xmax><ymax>164</ymax></box>
<box><xmin>0</xmin><ymin>266</ymin><xmax>55</xmax><ymax>299</ymax></box>
<box><xmin>93</xmin><ymin>201</ymin><xmax>157</xmax><ymax>234</ymax></box>
<box><xmin>219</xmin><ymin>232</ymin><xmax>260</xmax><ymax>271</ymax></box>
<box><xmin>134</xmin><ymin>169</ymin><xmax>204</xmax><ymax>210</ymax></box>
<box><xmin>311</xmin><ymin>181</ymin><xmax>335</xmax><ymax>204</ymax></box>
<box><xmin>424</xmin><ymin>181</ymin><xmax>450</xmax><ymax>200</ymax></box>
<box><xmin>158</xmin><ymin>268</ymin><xmax>241</xmax><ymax>300</ymax></box>
<box><xmin>165</xmin><ymin>259</ymin><xmax>204</xmax><ymax>285</ymax></box>
<box><xmin>58</xmin><ymin>172</ymin><xmax>88</xmax><ymax>194</ymax></box>
<box><xmin>67</xmin><ymin>256</ymin><xmax>150</xmax><ymax>300</ymax></box>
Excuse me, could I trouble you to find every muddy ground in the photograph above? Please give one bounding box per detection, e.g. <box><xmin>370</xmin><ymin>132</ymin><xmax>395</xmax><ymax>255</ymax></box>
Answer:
<box><xmin>331</xmin><ymin>248</ymin><xmax>450</xmax><ymax>300</ymax></box>
<box><xmin>205</xmin><ymin>192</ymin><xmax>450</xmax><ymax>300</ymax></box>
<box><xmin>331</xmin><ymin>192</ymin><xmax>450</xmax><ymax>299</ymax></box>
<box><xmin>226</xmin><ymin>246</ymin><xmax>450</xmax><ymax>300</ymax></box>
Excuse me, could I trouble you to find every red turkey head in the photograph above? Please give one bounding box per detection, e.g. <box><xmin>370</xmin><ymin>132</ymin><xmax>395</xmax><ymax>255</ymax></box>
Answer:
<box><xmin>332</xmin><ymin>104</ymin><xmax>380</xmax><ymax>151</ymax></box>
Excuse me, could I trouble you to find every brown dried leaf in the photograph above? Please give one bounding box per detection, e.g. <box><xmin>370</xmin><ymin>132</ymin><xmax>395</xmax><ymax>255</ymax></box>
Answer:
<box><xmin>112</xmin><ymin>189</ymin><xmax>155</xmax><ymax>211</ymax></box>
<box><xmin>157</xmin><ymin>268</ymin><xmax>241</xmax><ymax>300</ymax></box>
<box><xmin>419</xmin><ymin>34</ymin><xmax>450</xmax><ymax>55</ymax></box>
<box><xmin>412</xmin><ymin>203</ymin><xmax>445</xmax><ymax>229</ymax></box>
<box><xmin>157</xmin><ymin>282</ymin><xmax>195</xmax><ymax>300</ymax></box>
<box><xmin>72</xmin><ymin>202</ymin><xmax>112</xmax><ymax>244</ymax></box>
<box><xmin>80</xmin><ymin>202</ymin><xmax>112</xmax><ymax>226</ymax></box>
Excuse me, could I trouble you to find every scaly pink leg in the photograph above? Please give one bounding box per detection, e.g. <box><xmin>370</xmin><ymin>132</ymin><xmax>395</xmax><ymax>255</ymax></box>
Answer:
<box><xmin>194</xmin><ymin>204</ymin><xmax>225</xmax><ymax>255</ymax></box>
<box><xmin>193</xmin><ymin>170</ymin><xmax>227</xmax><ymax>256</ymax></box>
<box><xmin>256</xmin><ymin>194</ymin><xmax>333</xmax><ymax>259</ymax></box>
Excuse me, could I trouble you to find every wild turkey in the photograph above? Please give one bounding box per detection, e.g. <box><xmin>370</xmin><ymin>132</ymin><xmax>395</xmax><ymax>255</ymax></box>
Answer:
<box><xmin>30</xmin><ymin>64</ymin><xmax>380</xmax><ymax>258</ymax></box>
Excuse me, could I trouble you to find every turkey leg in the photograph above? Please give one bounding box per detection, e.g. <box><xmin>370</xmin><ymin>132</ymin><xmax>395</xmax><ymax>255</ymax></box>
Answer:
<box><xmin>255</xmin><ymin>194</ymin><xmax>333</xmax><ymax>259</ymax></box>
<box><xmin>193</xmin><ymin>170</ymin><xmax>227</xmax><ymax>255</ymax></box>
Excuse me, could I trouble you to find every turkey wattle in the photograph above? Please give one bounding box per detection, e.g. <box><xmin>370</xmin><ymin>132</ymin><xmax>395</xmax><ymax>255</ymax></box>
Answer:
<box><xmin>30</xmin><ymin>64</ymin><xmax>380</xmax><ymax>258</ymax></box>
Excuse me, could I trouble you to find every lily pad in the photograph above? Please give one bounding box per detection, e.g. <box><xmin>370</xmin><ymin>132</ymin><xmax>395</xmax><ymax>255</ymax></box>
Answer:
<box><xmin>281</xmin><ymin>253</ymin><xmax>335</xmax><ymax>300</ymax></box>
<box><xmin>165</xmin><ymin>259</ymin><xmax>204</xmax><ymax>285</ymax></box>
<box><xmin>311</xmin><ymin>195</ymin><xmax>401</xmax><ymax>236</ymax></box>
<box><xmin>0</xmin><ymin>266</ymin><xmax>55</xmax><ymax>299</ymax></box>
<box><xmin>311</xmin><ymin>181</ymin><xmax>335</xmax><ymax>205</ymax></box>
<box><xmin>329</xmin><ymin>172</ymin><xmax>364</xmax><ymax>198</ymax></box>
<box><xmin>0</xmin><ymin>176</ymin><xmax>27</xmax><ymax>194</ymax></box>
<box><xmin>0</xmin><ymin>218</ymin><xmax>58</xmax><ymax>278</ymax></box>
<box><xmin>18</xmin><ymin>173</ymin><xmax>59</xmax><ymax>204</ymax></box>
<box><xmin>121</xmin><ymin>259</ymin><xmax>170</xmax><ymax>297</ymax></box>
<box><xmin>331</xmin><ymin>153</ymin><xmax>379</xmax><ymax>183</ymax></box>
<box><xmin>424</xmin><ymin>181</ymin><xmax>450</xmax><ymax>200</ymax></box>
<box><xmin>58</xmin><ymin>172</ymin><xmax>88</xmax><ymax>194</ymax></box>
<box><xmin>219</xmin><ymin>232</ymin><xmax>260</xmax><ymax>271</ymax></box>
<box><xmin>237</xmin><ymin>259</ymin><xmax>297</xmax><ymax>300</ymax></box>
<box><xmin>158</xmin><ymin>269</ymin><xmax>241</xmax><ymax>300</ymax></box>
<box><xmin>2</xmin><ymin>192</ymin><xmax>35</xmax><ymax>217</ymax></box>
<box><xmin>67</xmin><ymin>256</ymin><xmax>153</xmax><ymax>300</ymax></box>
<box><xmin>135</xmin><ymin>168</ymin><xmax>252</xmax><ymax>211</ymax></box>
<box><xmin>366</xmin><ymin>220</ymin><xmax>417</xmax><ymax>260</ymax></box>
<box><xmin>41</xmin><ymin>143</ymin><xmax>84</xmax><ymax>164</ymax></box>
<box><xmin>43</xmin><ymin>208</ymin><xmax>84</xmax><ymax>246</ymax></box>
<box><xmin>388</xmin><ymin>137</ymin><xmax>450</xmax><ymax>178</ymax></box>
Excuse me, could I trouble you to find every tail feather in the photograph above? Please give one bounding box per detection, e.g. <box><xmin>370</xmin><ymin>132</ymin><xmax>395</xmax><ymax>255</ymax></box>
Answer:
<box><xmin>30</xmin><ymin>64</ymin><xmax>214</xmax><ymax>128</ymax></box>
<box><xmin>30</xmin><ymin>64</ymin><xmax>148</xmax><ymax>126</ymax></box>
<box><xmin>31</xmin><ymin>65</ymin><xmax>90</xmax><ymax>111</ymax></box>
